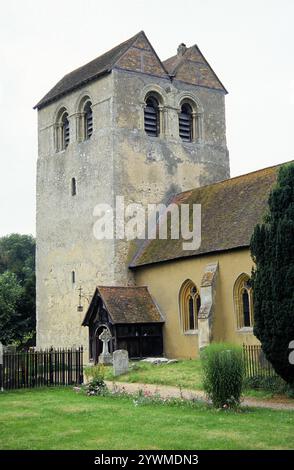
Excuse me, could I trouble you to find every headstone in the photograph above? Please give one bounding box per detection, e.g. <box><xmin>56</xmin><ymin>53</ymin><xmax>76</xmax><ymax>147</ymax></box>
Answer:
<box><xmin>98</xmin><ymin>328</ymin><xmax>113</xmax><ymax>365</ymax></box>
<box><xmin>113</xmin><ymin>349</ymin><xmax>129</xmax><ymax>376</ymax></box>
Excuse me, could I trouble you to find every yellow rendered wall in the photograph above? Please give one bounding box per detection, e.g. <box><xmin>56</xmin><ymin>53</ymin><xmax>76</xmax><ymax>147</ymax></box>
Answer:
<box><xmin>133</xmin><ymin>249</ymin><xmax>259</xmax><ymax>359</ymax></box>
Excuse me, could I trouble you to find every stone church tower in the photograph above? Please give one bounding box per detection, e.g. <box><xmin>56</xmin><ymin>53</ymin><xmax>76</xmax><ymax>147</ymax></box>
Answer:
<box><xmin>35</xmin><ymin>31</ymin><xmax>229</xmax><ymax>354</ymax></box>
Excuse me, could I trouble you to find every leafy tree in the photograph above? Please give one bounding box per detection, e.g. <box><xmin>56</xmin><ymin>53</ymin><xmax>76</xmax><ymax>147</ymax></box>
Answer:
<box><xmin>251</xmin><ymin>163</ymin><xmax>294</xmax><ymax>386</ymax></box>
<box><xmin>0</xmin><ymin>234</ymin><xmax>36</xmax><ymax>346</ymax></box>
<box><xmin>0</xmin><ymin>272</ymin><xmax>24</xmax><ymax>344</ymax></box>
<box><xmin>0</xmin><ymin>234</ymin><xmax>35</xmax><ymax>282</ymax></box>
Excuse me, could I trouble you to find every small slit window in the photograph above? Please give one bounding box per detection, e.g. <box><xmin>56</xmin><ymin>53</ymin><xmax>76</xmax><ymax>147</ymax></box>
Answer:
<box><xmin>72</xmin><ymin>271</ymin><xmax>76</xmax><ymax>285</ymax></box>
<box><xmin>144</xmin><ymin>96</ymin><xmax>160</xmax><ymax>137</ymax></box>
<box><xmin>179</xmin><ymin>103</ymin><xmax>193</xmax><ymax>142</ymax></box>
<box><xmin>71</xmin><ymin>178</ymin><xmax>76</xmax><ymax>196</ymax></box>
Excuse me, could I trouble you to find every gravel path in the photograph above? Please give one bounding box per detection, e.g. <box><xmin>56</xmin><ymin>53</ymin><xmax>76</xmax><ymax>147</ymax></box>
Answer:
<box><xmin>105</xmin><ymin>380</ymin><xmax>294</xmax><ymax>410</ymax></box>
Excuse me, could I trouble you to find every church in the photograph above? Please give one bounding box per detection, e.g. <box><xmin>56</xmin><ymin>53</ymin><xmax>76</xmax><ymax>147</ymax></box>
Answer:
<box><xmin>34</xmin><ymin>31</ymin><xmax>285</xmax><ymax>362</ymax></box>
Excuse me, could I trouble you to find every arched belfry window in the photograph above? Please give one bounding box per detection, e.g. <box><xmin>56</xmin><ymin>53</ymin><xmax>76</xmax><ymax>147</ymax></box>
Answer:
<box><xmin>179</xmin><ymin>280</ymin><xmax>201</xmax><ymax>333</ymax></box>
<box><xmin>62</xmin><ymin>112</ymin><xmax>70</xmax><ymax>149</ymax></box>
<box><xmin>144</xmin><ymin>95</ymin><xmax>160</xmax><ymax>137</ymax></box>
<box><xmin>77</xmin><ymin>97</ymin><xmax>93</xmax><ymax>141</ymax></box>
<box><xmin>84</xmin><ymin>101</ymin><xmax>93</xmax><ymax>140</ymax></box>
<box><xmin>179</xmin><ymin>103</ymin><xmax>193</xmax><ymax>142</ymax></box>
<box><xmin>178</xmin><ymin>98</ymin><xmax>203</xmax><ymax>143</ymax></box>
<box><xmin>55</xmin><ymin>107</ymin><xmax>70</xmax><ymax>152</ymax></box>
<box><xmin>233</xmin><ymin>274</ymin><xmax>254</xmax><ymax>329</ymax></box>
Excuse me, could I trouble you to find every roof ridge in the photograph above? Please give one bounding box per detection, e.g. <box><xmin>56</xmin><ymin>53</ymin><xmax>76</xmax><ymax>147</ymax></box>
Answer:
<box><xmin>34</xmin><ymin>31</ymin><xmax>144</xmax><ymax>109</ymax></box>
<box><xmin>97</xmin><ymin>285</ymin><xmax>147</xmax><ymax>289</ymax></box>
<box><xmin>65</xmin><ymin>31</ymin><xmax>142</xmax><ymax>77</ymax></box>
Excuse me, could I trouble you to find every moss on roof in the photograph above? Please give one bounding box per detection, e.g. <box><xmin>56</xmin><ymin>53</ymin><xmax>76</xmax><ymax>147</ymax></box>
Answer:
<box><xmin>82</xmin><ymin>286</ymin><xmax>164</xmax><ymax>325</ymax></box>
<box><xmin>35</xmin><ymin>32</ymin><xmax>143</xmax><ymax>109</ymax></box>
<box><xmin>130</xmin><ymin>163</ymin><xmax>286</xmax><ymax>268</ymax></box>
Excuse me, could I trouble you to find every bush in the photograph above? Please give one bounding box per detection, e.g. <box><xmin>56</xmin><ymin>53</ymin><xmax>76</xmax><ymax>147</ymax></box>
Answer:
<box><xmin>84</xmin><ymin>364</ymin><xmax>107</xmax><ymax>396</ymax></box>
<box><xmin>201</xmin><ymin>343</ymin><xmax>244</xmax><ymax>409</ymax></box>
<box><xmin>244</xmin><ymin>375</ymin><xmax>293</xmax><ymax>396</ymax></box>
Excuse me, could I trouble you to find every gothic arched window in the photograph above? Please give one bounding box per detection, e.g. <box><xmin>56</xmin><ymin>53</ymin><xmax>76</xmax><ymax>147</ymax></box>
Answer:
<box><xmin>179</xmin><ymin>280</ymin><xmax>201</xmax><ymax>332</ymax></box>
<box><xmin>144</xmin><ymin>95</ymin><xmax>160</xmax><ymax>137</ymax></box>
<box><xmin>179</xmin><ymin>103</ymin><xmax>193</xmax><ymax>142</ymax></box>
<box><xmin>233</xmin><ymin>273</ymin><xmax>254</xmax><ymax>329</ymax></box>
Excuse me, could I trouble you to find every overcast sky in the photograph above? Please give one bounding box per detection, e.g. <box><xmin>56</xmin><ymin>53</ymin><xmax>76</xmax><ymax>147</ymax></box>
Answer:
<box><xmin>0</xmin><ymin>0</ymin><xmax>293</xmax><ymax>236</ymax></box>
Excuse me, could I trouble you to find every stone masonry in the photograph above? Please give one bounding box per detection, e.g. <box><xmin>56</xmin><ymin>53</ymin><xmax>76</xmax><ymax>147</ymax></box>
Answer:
<box><xmin>35</xmin><ymin>32</ymin><xmax>230</xmax><ymax>358</ymax></box>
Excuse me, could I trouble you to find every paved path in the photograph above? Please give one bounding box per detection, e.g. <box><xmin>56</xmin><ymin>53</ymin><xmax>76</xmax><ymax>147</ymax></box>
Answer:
<box><xmin>105</xmin><ymin>380</ymin><xmax>294</xmax><ymax>411</ymax></box>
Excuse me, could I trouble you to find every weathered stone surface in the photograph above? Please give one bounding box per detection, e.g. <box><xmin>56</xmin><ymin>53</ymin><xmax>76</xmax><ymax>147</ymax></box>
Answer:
<box><xmin>141</xmin><ymin>357</ymin><xmax>178</xmax><ymax>365</ymax></box>
<box><xmin>198</xmin><ymin>262</ymin><xmax>219</xmax><ymax>350</ymax></box>
<box><xmin>36</xmin><ymin>34</ymin><xmax>229</xmax><ymax>361</ymax></box>
<box><xmin>98</xmin><ymin>328</ymin><xmax>113</xmax><ymax>365</ymax></box>
<box><xmin>113</xmin><ymin>349</ymin><xmax>129</xmax><ymax>376</ymax></box>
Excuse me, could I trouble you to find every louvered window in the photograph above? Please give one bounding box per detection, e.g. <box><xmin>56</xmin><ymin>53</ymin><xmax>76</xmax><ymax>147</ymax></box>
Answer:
<box><xmin>84</xmin><ymin>101</ymin><xmax>93</xmax><ymax>139</ymax></box>
<box><xmin>62</xmin><ymin>112</ymin><xmax>70</xmax><ymax>149</ymax></box>
<box><xmin>179</xmin><ymin>103</ymin><xmax>193</xmax><ymax>142</ymax></box>
<box><xmin>144</xmin><ymin>96</ymin><xmax>159</xmax><ymax>137</ymax></box>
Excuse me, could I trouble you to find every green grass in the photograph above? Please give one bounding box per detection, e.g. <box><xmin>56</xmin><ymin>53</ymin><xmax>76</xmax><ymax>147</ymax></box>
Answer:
<box><xmin>104</xmin><ymin>359</ymin><xmax>290</xmax><ymax>400</ymax></box>
<box><xmin>0</xmin><ymin>388</ymin><xmax>293</xmax><ymax>450</ymax></box>
<box><xmin>104</xmin><ymin>360</ymin><xmax>204</xmax><ymax>390</ymax></box>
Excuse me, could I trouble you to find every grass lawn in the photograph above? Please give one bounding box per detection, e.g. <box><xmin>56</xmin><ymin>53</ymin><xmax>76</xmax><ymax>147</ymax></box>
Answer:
<box><xmin>103</xmin><ymin>360</ymin><xmax>287</xmax><ymax>400</ymax></box>
<box><xmin>0</xmin><ymin>388</ymin><xmax>293</xmax><ymax>450</ymax></box>
<box><xmin>104</xmin><ymin>360</ymin><xmax>204</xmax><ymax>391</ymax></box>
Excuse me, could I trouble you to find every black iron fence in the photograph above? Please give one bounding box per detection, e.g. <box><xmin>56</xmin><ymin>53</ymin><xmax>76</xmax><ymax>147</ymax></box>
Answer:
<box><xmin>0</xmin><ymin>347</ymin><xmax>83</xmax><ymax>390</ymax></box>
<box><xmin>243</xmin><ymin>344</ymin><xmax>277</xmax><ymax>378</ymax></box>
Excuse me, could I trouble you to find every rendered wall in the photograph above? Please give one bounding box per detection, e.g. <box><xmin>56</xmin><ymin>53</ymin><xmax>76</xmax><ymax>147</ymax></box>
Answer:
<box><xmin>133</xmin><ymin>248</ymin><xmax>259</xmax><ymax>359</ymax></box>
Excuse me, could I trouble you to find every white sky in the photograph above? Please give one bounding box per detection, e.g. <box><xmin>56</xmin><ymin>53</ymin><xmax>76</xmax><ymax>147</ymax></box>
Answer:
<box><xmin>0</xmin><ymin>0</ymin><xmax>293</xmax><ymax>236</ymax></box>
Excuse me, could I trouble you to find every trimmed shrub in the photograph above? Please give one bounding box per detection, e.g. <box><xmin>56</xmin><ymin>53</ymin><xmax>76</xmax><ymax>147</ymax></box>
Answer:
<box><xmin>201</xmin><ymin>343</ymin><xmax>244</xmax><ymax>408</ymax></box>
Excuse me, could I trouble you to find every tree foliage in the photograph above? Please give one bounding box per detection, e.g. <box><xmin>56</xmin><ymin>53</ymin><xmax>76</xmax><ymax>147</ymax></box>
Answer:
<box><xmin>0</xmin><ymin>234</ymin><xmax>36</xmax><ymax>345</ymax></box>
<box><xmin>251</xmin><ymin>163</ymin><xmax>294</xmax><ymax>386</ymax></box>
<box><xmin>0</xmin><ymin>272</ymin><xmax>24</xmax><ymax>344</ymax></box>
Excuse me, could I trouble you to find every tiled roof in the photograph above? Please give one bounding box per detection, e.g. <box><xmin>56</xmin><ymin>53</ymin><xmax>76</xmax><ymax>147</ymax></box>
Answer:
<box><xmin>82</xmin><ymin>286</ymin><xmax>164</xmax><ymax>325</ymax></box>
<box><xmin>35</xmin><ymin>33</ymin><xmax>227</xmax><ymax>109</ymax></box>
<box><xmin>34</xmin><ymin>32</ymin><xmax>143</xmax><ymax>109</ymax></box>
<box><xmin>163</xmin><ymin>44</ymin><xmax>227</xmax><ymax>92</ymax></box>
<box><xmin>130</xmin><ymin>163</ymin><xmax>287</xmax><ymax>267</ymax></box>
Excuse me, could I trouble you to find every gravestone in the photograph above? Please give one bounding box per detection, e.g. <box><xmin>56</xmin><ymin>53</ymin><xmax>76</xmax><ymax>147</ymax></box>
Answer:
<box><xmin>98</xmin><ymin>328</ymin><xmax>113</xmax><ymax>365</ymax></box>
<box><xmin>113</xmin><ymin>349</ymin><xmax>129</xmax><ymax>376</ymax></box>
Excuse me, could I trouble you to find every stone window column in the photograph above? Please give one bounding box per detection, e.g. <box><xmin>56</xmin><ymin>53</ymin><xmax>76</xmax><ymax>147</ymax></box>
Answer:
<box><xmin>196</xmin><ymin>112</ymin><xmax>204</xmax><ymax>143</ymax></box>
<box><xmin>158</xmin><ymin>105</ymin><xmax>165</xmax><ymax>137</ymax></box>
<box><xmin>75</xmin><ymin>112</ymin><xmax>84</xmax><ymax>142</ymax></box>
<box><xmin>191</xmin><ymin>111</ymin><xmax>197</xmax><ymax>141</ymax></box>
<box><xmin>54</xmin><ymin>123</ymin><xmax>62</xmax><ymax>152</ymax></box>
